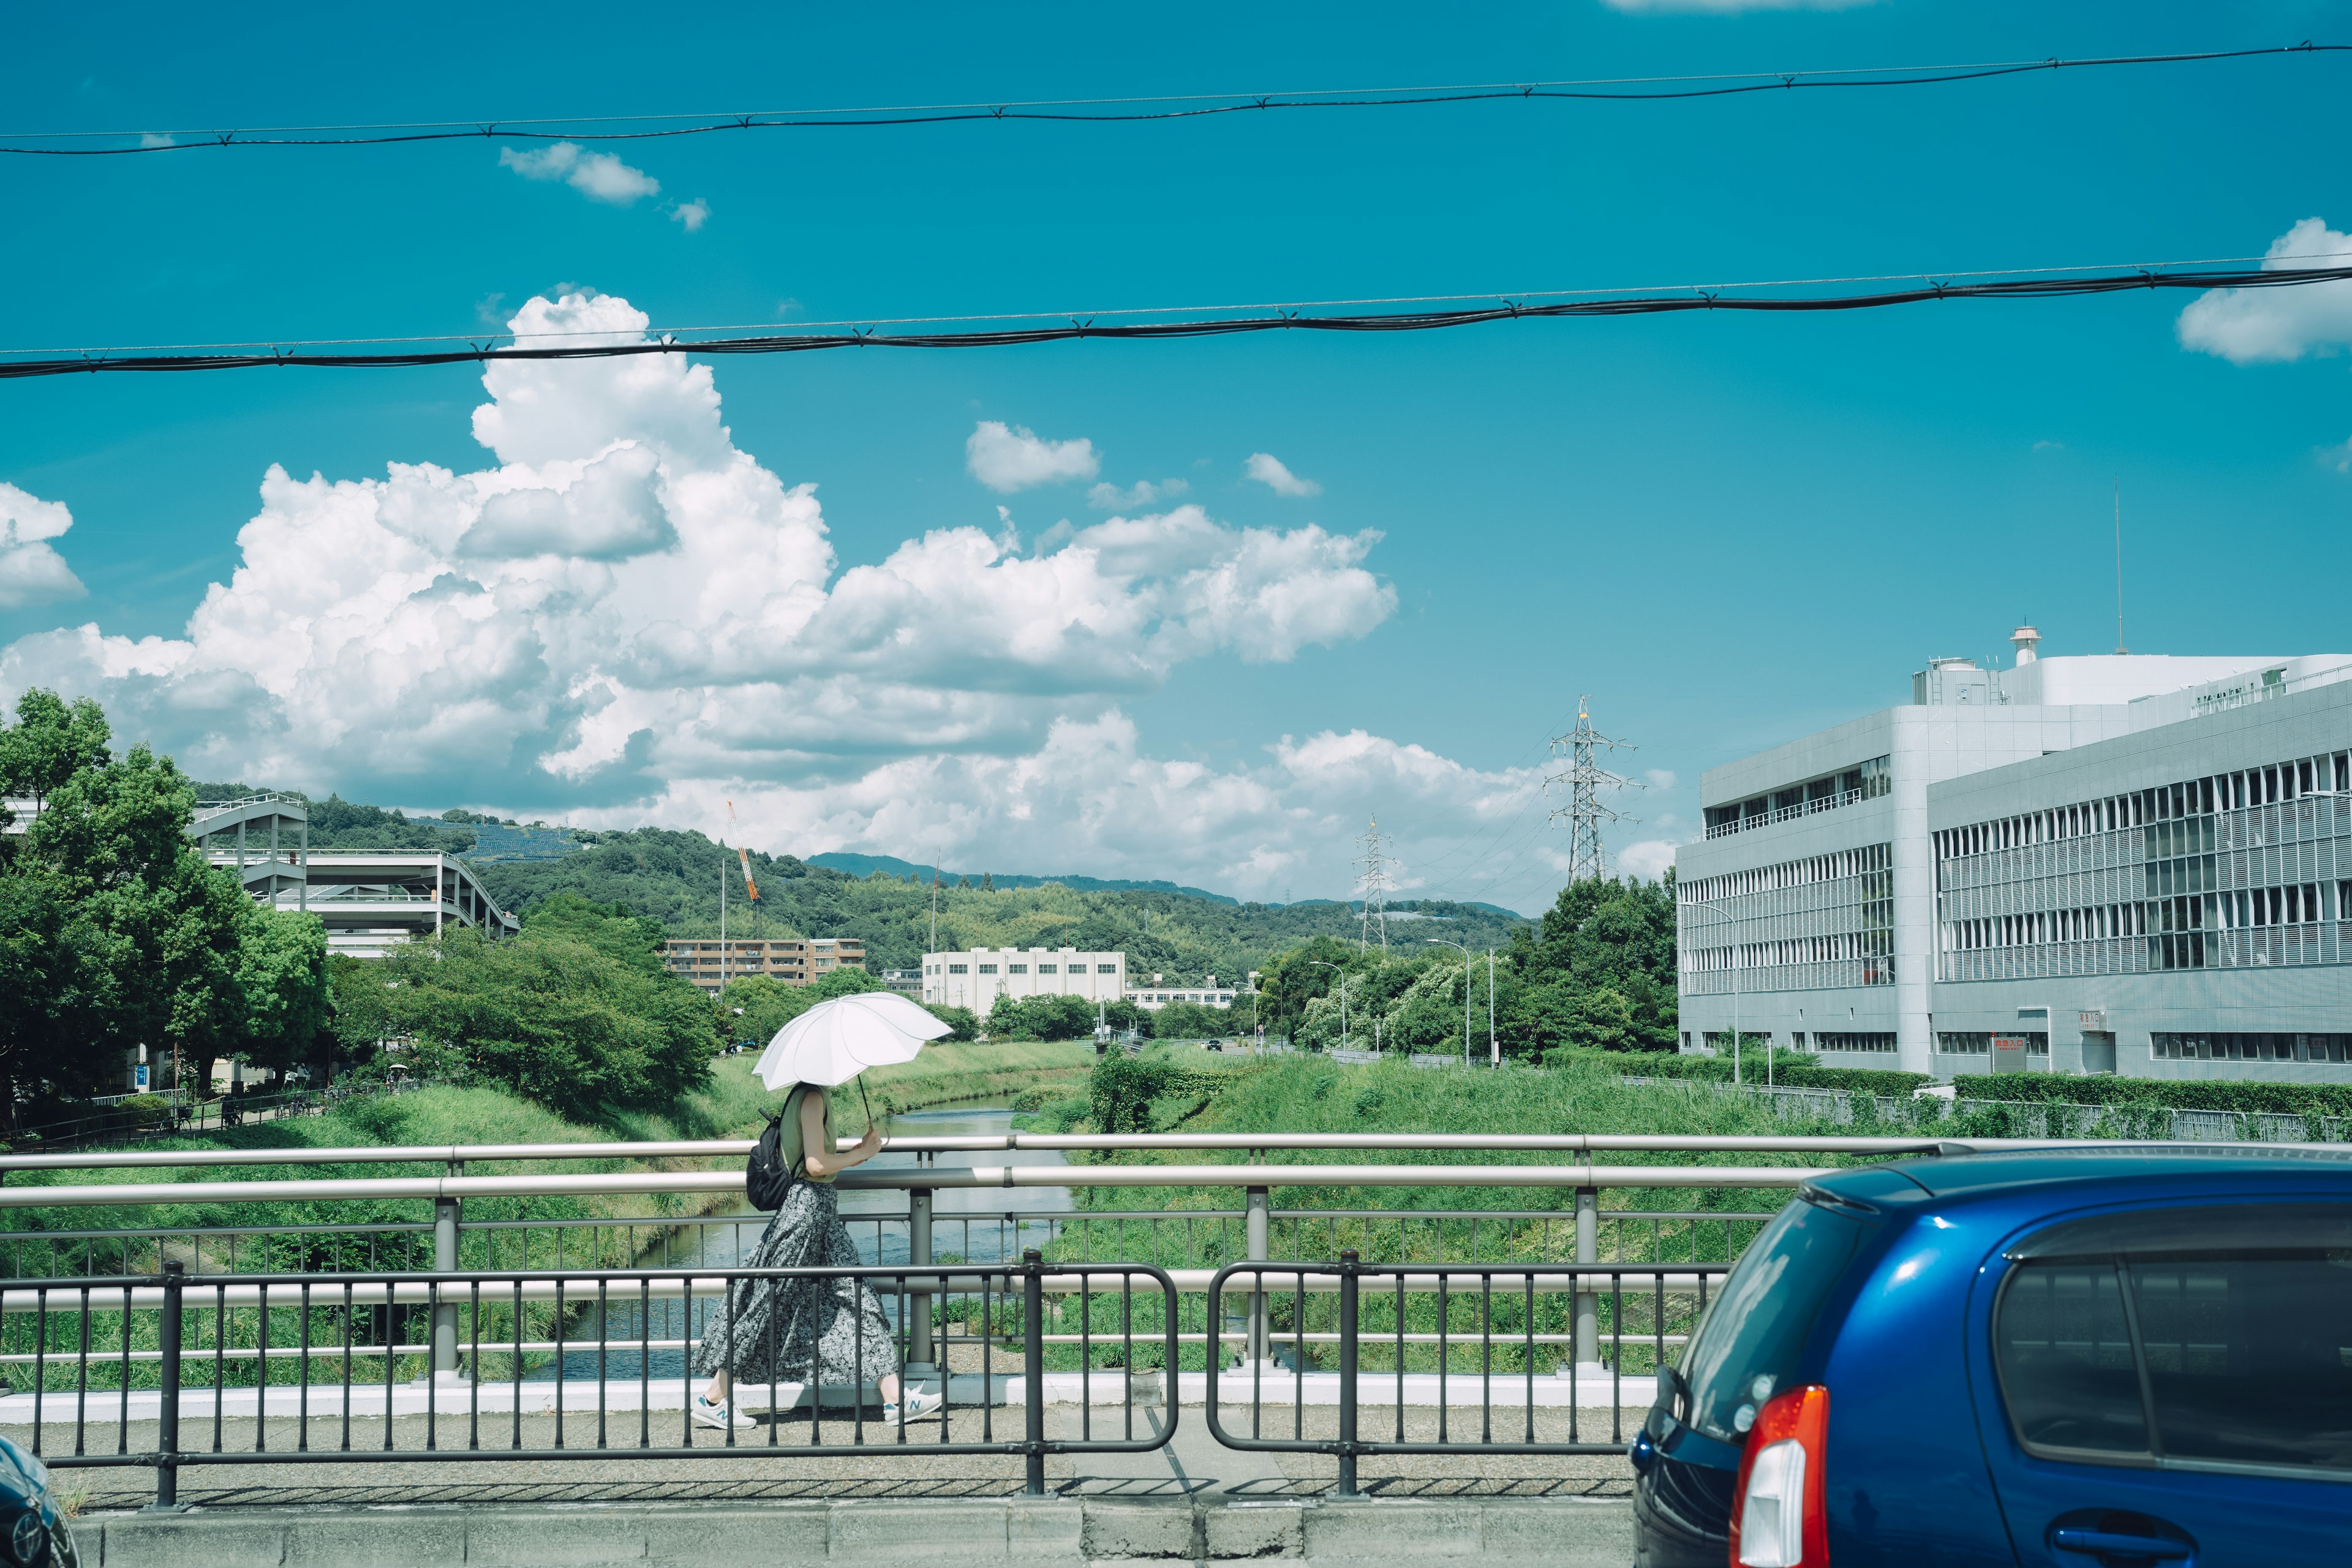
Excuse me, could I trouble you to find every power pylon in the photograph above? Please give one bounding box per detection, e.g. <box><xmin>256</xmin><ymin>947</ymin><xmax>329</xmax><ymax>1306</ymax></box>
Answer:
<box><xmin>1546</xmin><ymin>697</ymin><xmax>1643</xmax><ymax>883</ymax></box>
<box><xmin>1352</xmin><ymin>815</ymin><xmax>1395</xmax><ymax>954</ymax></box>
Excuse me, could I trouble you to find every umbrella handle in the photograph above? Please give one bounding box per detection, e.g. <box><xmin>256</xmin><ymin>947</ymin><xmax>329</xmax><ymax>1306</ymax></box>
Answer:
<box><xmin>858</xmin><ymin>1078</ymin><xmax>876</xmax><ymax>1136</ymax></box>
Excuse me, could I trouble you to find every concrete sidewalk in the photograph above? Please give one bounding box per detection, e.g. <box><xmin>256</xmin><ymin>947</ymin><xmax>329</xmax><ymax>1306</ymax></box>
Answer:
<box><xmin>81</xmin><ymin>1492</ymin><xmax>1638</xmax><ymax>1567</ymax></box>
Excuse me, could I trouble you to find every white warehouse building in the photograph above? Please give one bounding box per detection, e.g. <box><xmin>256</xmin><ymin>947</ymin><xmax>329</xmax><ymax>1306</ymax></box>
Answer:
<box><xmin>1675</xmin><ymin>630</ymin><xmax>2352</xmax><ymax>1081</ymax></box>
<box><xmin>922</xmin><ymin>947</ymin><xmax>1126</xmax><ymax>1012</ymax></box>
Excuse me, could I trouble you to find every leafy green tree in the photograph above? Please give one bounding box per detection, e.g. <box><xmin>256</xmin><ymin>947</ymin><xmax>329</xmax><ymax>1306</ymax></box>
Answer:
<box><xmin>987</xmin><ymin>992</ymin><xmax>1096</xmax><ymax>1041</ymax></box>
<box><xmin>0</xmin><ymin>688</ymin><xmax>111</xmax><ymax>821</ymax></box>
<box><xmin>925</xmin><ymin>1005</ymin><xmax>979</xmax><ymax>1041</ymax></box>
<box><xmin>233</xmin><ymin>905</ymin><xmax>332</xmax><ymax>1078</ymax></box>
<box><xmin>1150</xmin><ymin>1000</ymin><xmax>1235</xmax><ymax>1039</ymax></box>
<box><xmin>378</xmin><ymin>924</ymin><xmax>719</xmax><ymax>1121</ymax></box>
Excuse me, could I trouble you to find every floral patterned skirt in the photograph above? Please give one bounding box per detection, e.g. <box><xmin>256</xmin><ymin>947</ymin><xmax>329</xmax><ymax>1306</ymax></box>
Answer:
<box><xmin>690</xmin><ymin>1180</ymin><xmax>900</xmax><ymax>1389</ymax></box>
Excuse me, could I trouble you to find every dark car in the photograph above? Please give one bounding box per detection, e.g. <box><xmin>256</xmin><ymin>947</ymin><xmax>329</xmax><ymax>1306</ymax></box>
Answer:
<box><xmin>0</xmin><ymin>1435</ymin><xmax>78</xmax><ymax>1567</ymax></box>
<box><xmin>1630</xmin><ymin>1145</ymin><xmax>2352</xmax><ymax>1567</ymax></box>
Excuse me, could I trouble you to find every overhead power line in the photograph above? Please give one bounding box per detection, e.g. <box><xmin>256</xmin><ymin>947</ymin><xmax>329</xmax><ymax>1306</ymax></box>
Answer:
<box><xmin>6</xmin><ymin>259</ymin><xmax>2348</xmax><ymax>380</ymax></box>
<box><xmin>4</xmin><ymin>44</ymin><xmax>2343</xmax><ymax>154</ymax></box>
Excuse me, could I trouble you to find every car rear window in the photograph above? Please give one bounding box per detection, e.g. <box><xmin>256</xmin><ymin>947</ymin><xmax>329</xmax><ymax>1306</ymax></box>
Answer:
<box><xmin>1677</xmin><ymin>1197</ymin><xmax>1868</xmax><ymax>1444</ymax></box>
<box><xmin>1997</xmin><ymin>1202</ymin><xmax>2352</xmax><ymax>1476</ymax></box>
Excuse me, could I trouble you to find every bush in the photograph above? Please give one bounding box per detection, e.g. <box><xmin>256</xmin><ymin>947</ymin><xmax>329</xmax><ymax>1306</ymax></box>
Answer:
<box><xmin>1087</xmin><ymin>1053</ymin><xmax>1240</xmax><ymax>1133</ymax></box>
<box><xmin>989</xmin><ymin>992</ymin><xmax>1097</xmax><ymax>1041</ymax></box>
<box><xmin>1954</xmin><ymin>1073</ymin><xmax>2352</xmax><ymax>1118</ymax></box>
<box><xmin>1151</xmin><ymin>1000</ymin><xmax>1235</xmax><ymax>1039</ymax></box>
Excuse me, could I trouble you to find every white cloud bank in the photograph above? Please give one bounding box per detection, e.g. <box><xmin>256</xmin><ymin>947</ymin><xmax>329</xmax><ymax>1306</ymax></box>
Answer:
<box><xmin>0</xmin><ymin>292</ymin><xmax>1638</xmax><ymax>903</ymax></box>
<box><xmin>0</xmin><ymin>483</ymin><xmax>87</xmax><ymax>609</ymax></box>
<box><xmin>1244</xmin><ymin>452</ymin><xmax>1321</xmax><ymax>497</ymax></box>
<box><xmin>2177</xmin><ymin>217</ymin><xmax>2352</xmax><ymax>364</ymax></box>
<box><xmin>965</xmin><ymin>421</ymin><xmax>1099</xmax><ymax>491</ymax></box>
<box><xmin>499</xmin><ymin>143</ymin><xmax>661</xmax><ymax>206</ymax></box>
<box><xmin>1088</xmin><ymin>478</ymin><xmax>1188</xmax><ymax>510</ymax></box>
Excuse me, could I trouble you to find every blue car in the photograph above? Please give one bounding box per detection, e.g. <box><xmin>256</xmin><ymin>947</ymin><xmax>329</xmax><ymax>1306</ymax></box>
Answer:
<box><xmin>0</xmin><ymin>1435</ymin><xmax>77</xmax><ymax>1567</ymax></box>
<box><xmin>1631</xmin><ymin>1146</ymin><xmax>2352</xmax><ymax>1566</ymax></box>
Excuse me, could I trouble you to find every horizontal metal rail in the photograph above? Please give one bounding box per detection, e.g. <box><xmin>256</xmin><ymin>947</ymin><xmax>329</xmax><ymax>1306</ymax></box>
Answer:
<box><xmin>1204</xmin><ymin>1254</ymin><xmax>1728</xmax><ymax>1496</ymax></box>
<box><xmin>2</xmin><ymin>1254</ymin><xmax>1177</xmax><ymax>1502</ymax></box>
<box><xmin>0</xmin><ymin>1130</ymin><xmax>2012</xmax><ymax>1174</ymax></box>
<box><xmin>0</xmin><ymin>1163</ymin><xmax>1837</xmax><ymax>1208</ymax></box>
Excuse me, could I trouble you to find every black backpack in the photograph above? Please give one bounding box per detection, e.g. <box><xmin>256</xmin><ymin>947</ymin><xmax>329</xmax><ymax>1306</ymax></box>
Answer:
<box><xmin>746</xmin><ymin>1098</ymin><xmax>804</xmax><ymax>1211</ymax></box>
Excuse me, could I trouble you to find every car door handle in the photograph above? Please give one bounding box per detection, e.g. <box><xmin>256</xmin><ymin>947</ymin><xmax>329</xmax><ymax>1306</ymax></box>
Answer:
<box><xmin>2052</xmin><ymin>1528</ymin><xmax>2193</xmax><ymax>1559</ymax></box>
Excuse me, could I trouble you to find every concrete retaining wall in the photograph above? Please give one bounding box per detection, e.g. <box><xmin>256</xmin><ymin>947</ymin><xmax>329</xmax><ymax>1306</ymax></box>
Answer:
<box><xmin>86</xmin><ymin>1494</ymin><xmax>1634</xmax><ymax>1567</ymax></box>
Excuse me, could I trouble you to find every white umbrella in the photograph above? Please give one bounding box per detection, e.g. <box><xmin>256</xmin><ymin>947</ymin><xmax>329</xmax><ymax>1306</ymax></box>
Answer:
<box><xmin>754</xmin><ymin>992</ymin><xmax>951</xmax><ymax>1092</ymax></box>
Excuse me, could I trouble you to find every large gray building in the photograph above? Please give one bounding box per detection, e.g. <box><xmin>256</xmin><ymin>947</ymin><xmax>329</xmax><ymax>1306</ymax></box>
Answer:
<box><xmin>1674</xmin><ymin>630</ymin><xmax>2352</xmax><ymax>1080</ymax></box>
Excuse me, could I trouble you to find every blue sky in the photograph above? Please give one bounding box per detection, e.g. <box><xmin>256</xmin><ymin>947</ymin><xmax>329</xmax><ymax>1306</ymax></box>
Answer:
<box><xmin>4</xmin><ymin>1</ymin><xmax>2350</xmax><ymax>912</ymax></box>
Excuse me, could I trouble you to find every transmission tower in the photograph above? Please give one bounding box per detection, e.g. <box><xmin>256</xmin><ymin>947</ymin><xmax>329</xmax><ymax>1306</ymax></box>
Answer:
<box><xmin>1352</xmin><ymin>815</ymin><xmax>1396</xmax><ymax>954</ymax></box>
<box><xmin>1546</xmin><ymin>696</ymin><xmax>1643</xmax><ymax>882</ymax></box>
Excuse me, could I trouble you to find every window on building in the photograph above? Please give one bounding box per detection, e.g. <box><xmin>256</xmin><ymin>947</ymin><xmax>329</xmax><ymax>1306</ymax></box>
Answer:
<box><xmin>1039</xmin><ymin>963</ymin><xmax>1057</xmax><ymax>973</ymax></box>
<box><xmin>978</xmin><ymin>964</ymin><xmax>997</xmax><ymax>974</ymax></box>
<box><xmin>948</xmin><ymin>963</ymin><xmax>968</xmax><ymax>974</ymax></box>
<box><xmin>1008</xmin><ymin>964</ymin><xmax>1028</xmax><ymax>974</ymax></box>
<box><xmin>1813</xmin><ymin>1032</ymin><xmax>1897</xmax><ymax>1052</ymax></box>
<box><xmin>1097</xmin><ymin>963</ymin><xmax>1118</xmax><ymax>974</ymax></box>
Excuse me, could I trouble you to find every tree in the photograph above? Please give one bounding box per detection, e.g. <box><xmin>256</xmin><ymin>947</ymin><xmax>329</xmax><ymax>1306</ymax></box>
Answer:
<box><xmin>233</xmin><ymin>904</ymin><xmax>333</xmax><ymax>1079</ymax></box>
<box><xmin>1150</xmin><ymin>1000</ymin><xmax>1232</xmax><ymax>1039</ymax></box>
<box><xmin>378</xmin><ymin>923</ymin><xmax>719</xmax><ymax>1121</ymax></box>
<box><xmin>988</xmin><ymin>992</ymin><xmax>1095</xmax><ymax>1041</ymax></box>
<box><xmin>0</xmin><ymin>688</ymin><xmax>111</xmax><ymax>822</ymax></box>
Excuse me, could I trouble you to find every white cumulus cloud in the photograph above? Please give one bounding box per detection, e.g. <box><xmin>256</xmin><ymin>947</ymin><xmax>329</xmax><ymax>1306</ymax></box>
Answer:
<box><xmin>668</xmin><ymin>199</ymin><xmax>710</xmax><ymax>233</ymax></box>
<box><xmin>0</xmin><ymin>483</ymin><xmax>88</xmax><ymax>609</ymax></box>
<box><xmin>2177</xmin><ymin>217</ymin><xmax>2352</xmax><ymax>364</ymax></box>
<box><xmin>499</xmin><ymin>143</ymin><xmax>661</xmax><ymax>206</ymax></box>
<box><xmin>0</xmin><ymin>292</ymin><xmax>1471</xmax><ymax>902</ymax></box>
<box><xmin>1616</xmin><ymin>839</ymin><xmax>1684</xmax><ymax>883</ymax></box>
<box><xmin>1244</xmin><ymin>453</ymin><xmax>1321</xmax><ymax>497</ymax></box>
<box><xmin>965</xmin><ymin>422</ymin><xmax>1099</xmax><ymax>492</ymax></box>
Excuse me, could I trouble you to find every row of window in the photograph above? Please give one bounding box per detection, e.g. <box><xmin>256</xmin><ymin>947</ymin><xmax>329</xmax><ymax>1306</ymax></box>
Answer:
<box><xmin>1807</xmin><ymin>1031</ymin><xmax>1898</xmax><ymax>1053</ymax></box>
<box><xmin>938</xmin><ymin>962</ymin><xmax>1119</xmax><ymax>975</ymax></box>
<box><xmin>1947</xmin><ymin>903</ymin><xmax>2147</xmax><ymax>952</ymax></box>
<box><xmin>1684</xmin><ymin>930</ymin><xmax>1896</xmax><ymax>971</ymax></box>
<box><xmin>1681</xmin><ymin>843</ymin><xmax>1891</xmax><ymax>905</ymax></box>
<box><xmin>2152</xmin><ymin>1032</ymin><xmax>2352</xmax><ymax>1063</ymax></box>
<box><xmin>1939</xmin><ymin>1031</ymin><xmax>2051</xmax><ymax>1056</ymax></box>
<box><xmin>1938</xmin><ymin>751</ymin><xmax>2352</xmax><ymax>864</ymax></box>
<box><xmin>2219</xmin><ymin>882</ymin><xmax>2347</xmax><ymax>928</ymax></box>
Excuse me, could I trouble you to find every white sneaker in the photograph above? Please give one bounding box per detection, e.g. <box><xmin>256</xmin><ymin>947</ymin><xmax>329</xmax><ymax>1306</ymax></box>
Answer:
<box><xmin>883</xmin><ymin>1387</ymin><xmax>944</xmax><ymax>1422</ymax></box>
<box><xmin>692</xmin><ymin>1393</ymin><xmax>754</xmax><ymax>1431</ymax></box>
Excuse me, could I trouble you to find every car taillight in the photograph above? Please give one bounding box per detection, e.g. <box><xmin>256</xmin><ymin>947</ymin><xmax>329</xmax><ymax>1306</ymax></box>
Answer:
<box><xmin>1728</xmin><ymin>1384</ymin><xmax>1829</xmax><ymax>1568</ymax></box>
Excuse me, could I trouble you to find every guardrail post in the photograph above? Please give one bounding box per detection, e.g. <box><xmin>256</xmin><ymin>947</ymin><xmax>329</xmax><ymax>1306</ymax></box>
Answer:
<box><xmin>905</xmin><ymin>1186</ymin><xmax>935</xmax><ymax>1377</ymax></box>
<box><xmin>1574</xmin><ymin>1186</ymin><xmax>1599</xmax><ymax>1367</ymax></box>
<box><xmin>1245</xmin><ymin>1185</ymin><xmax>1268</xmax><ymax>1368</ymax></box>
<box><xmin>432</xmin><ymin>1159</ymin><xmax>461</xmax><ymax>1379</ymax></box>
<box><xmin>144</xmin><ymin>1261</ymin><xmax>188</xmax><ymax>1512</ymax></box>
<box><xmin>1336</xmin><ymin>1248</ymin><xmax>1360</xmax><ymax>1499</ymax></box>
<box><xmin>1022</xmin><ymin>1247</ymin><xmax>1047</xmax><ymax>1497</ymax></box>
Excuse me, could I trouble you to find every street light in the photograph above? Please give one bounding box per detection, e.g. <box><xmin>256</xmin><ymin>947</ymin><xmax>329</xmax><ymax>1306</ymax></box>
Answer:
<box><xmin>1423</xmin><ymin>940</ymin><xmax>1480</xmax><ymax>1068</ymax></box>
<box><xmin>1679</xmin><ymin>897</ymin><xmax>1751</xmax><ymax>1087</ymax></box>
<box><xmin>1308</xmin><ymin>961</ymin><xmax>1349</xmax><ymax>1052</ymax></box>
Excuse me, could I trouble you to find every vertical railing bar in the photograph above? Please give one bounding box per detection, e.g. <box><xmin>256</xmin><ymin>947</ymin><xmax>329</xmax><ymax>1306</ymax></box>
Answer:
<box><xmin>639</xmin><ymin>1278</ymin><xmax>651</xmax><ymax>1453</ymax></box>
<box><xmin>339</xmin><ymin>1283</ymin><xmax>353</xmax><ymax>1453</ymax></box>
<box><xmin>1436</xmin><ymin>1275</ymin><xmax>1448</xmax><ymax>1446</ymax></box>
<box><xmin>1479</xmin><ymin>1273</ymin><xmax>1492</xmax><ymax>1446</ymax></box>
<box><xmin>31</xmin><ymin>1289</ymin><xmax>47</xmax><ymax>1457</ymax></box>
<box><xmin>981</xmin><ymin>1270</ymin><xmax>993</xmax><ymax>1446</ymax></box>
<box><xmin>1292</xmin><ymin>1270</ymin><xmax>1303</xmax><ymax>1446</ymax></box>
<box><xmin>1393</xmin><ymin>1273</ymin><xmax>1404</xmax><ymax>1444</ymax></box>
<box><xmin>380</xmin><ymin>1281</ymin><xmax>396</xmax><ymax>1452</ymax></box>
<box><xmin>115</xmin><ymin>1280</ymin><xmax>133</xmax><ymax>1457</ymax></box>
<box><xmin>510</xmin><ymin>1280</ymin><xmax>522</xmax><ymax>1452</ymax></box>
<box><xmin>1080</xmin><ymin>1272</ymin><xmax>1091</xmax><ymax>1444</ymax></box>
<box><xmin>253</xmin><ymin>1286</ymin><xmax>267</xmax><ymax>1456</ymax></box>
<box><xmin>854</xmin><ymin>1267</ymin><xmax>867</xmax><ymax>1448</ymax></box>
<box><xmin>298</xmin><ymin>1281</ymin><xmax>312</xmax><ymax>1452</ymax></box>
<box><xmin>1610</xmin><ymin>1275</ymin><xmax>1624</xmax><ymax>1445</ymax></box>
<box><xmin>1523</xmin><ymin>1272</ymin><xmax>1536</xmax><ymax>1446</ymax></box>
<box><xmin>552</xmin><ymin>1278</ymin><xmax>566</xmax><ymax>1451</ymax></box>
<box><xmin>595</xmin><ymin>1279</ymin><xmax>609</xmax><ymax>1451</ymax></box>
<box><xmin>469</xmin><ymin>1283</ymin><xmax>482</xmax><ymax>1452</ymax></box>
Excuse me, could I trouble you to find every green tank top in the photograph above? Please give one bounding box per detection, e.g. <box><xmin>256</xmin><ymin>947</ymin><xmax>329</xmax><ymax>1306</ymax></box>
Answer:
<box><xmin>775</xmin><ymin>1085</ymin><xmax>837</xmax><ymax>1185</ymax></box>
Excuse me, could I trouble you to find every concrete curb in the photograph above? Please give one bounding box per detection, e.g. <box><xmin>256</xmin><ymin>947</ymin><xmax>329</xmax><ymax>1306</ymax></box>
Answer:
<box><xmin>88</xmin><ymin>1493</ymin><xmax>1634</xmax><ymax>1567</ymax></box>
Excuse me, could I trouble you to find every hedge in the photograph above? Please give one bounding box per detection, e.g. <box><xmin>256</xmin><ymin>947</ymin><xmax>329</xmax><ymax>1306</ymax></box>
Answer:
<box><xmin>1953</xmin><ymin>1073</ymin><xmax>2352</xmax><ymax>1119</ymax></box>
<box><xmin>1550</xmin><ymin>1047</ymin><xmax>1931</xmax><ymax>1098</ymax></box>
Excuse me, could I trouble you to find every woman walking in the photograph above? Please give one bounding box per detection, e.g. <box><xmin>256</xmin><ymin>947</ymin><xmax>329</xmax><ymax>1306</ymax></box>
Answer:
<box><xmin>692</xmin><ymin>1079</ymin><xmax>943</xmax><ymax>1430</ymax></box>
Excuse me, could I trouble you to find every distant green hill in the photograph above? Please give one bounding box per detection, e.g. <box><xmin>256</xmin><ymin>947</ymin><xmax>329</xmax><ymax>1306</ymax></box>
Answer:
<box><xmin>807</xmin><ymin>851</ymin><xmax>1235</xmax><ymax>903</ymax></box>
<box><xmin>184</xmin><ymin>782</ymin><xmax>1532</xmax><ymax>981</ymax></box>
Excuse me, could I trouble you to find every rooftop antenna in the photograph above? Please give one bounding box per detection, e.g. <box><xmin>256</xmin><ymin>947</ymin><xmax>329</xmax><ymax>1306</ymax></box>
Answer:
<box><xmin>1547</xmin><ymin>696</ymin><xmax>1643</xmax><ymax>882</ymax></box>
<box><xmin>2113</xmin><ymin>479</ymin><xmax>2128</xmax><ymax>654</ymax></box>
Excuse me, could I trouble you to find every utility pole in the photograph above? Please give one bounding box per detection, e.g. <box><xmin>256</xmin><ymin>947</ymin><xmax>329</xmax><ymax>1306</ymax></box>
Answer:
<box><xmin>1546</xmin><ymin>697</ymin><xmax>1642</xmax><ymax>883</ymax></box>
<box><xmin>1352</xmin><ymin>816</ymin><xmax>1394</xmax><ymax>954</ymax></box>
<box><xmin>1310</xmin><ymin>961</ymin><xmax>1349</xmax><ymax>1051</ymax></box>
<box><xmin>929</xmin><ymin>868</ymin><xmax>939</xmax><ymax>954</ymax></box>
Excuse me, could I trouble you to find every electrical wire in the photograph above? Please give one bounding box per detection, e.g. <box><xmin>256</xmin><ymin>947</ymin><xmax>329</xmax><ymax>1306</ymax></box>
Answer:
<box><xmin>7</xmin><ymin>260</ymin><xmax>2347</xmax><ymax>380</ymax></box>
<box><xmin>4</xmin><ymin>44</ymin><xmax>2342</xmax><ymax>154</ymax></box>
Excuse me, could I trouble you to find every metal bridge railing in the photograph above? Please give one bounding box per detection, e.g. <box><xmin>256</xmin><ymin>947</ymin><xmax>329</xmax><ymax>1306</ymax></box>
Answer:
<box><xmin>0</xmin><ymin>1253</ymin><xmax>1178</xmax><ymax>1504</ymax></box>
<box><xmin>1204</xmin><ymin>1253</ymin><xmax>1732</xmax><ymax>1497</ymax></box>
